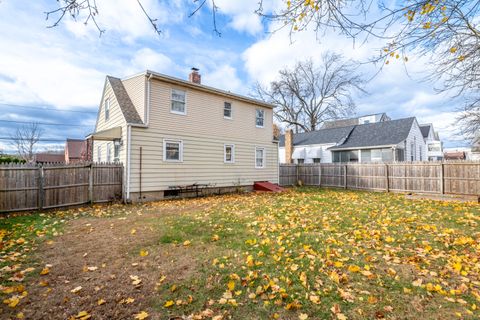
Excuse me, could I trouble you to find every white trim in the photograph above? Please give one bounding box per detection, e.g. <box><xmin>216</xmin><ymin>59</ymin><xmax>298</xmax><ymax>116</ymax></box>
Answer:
<box><xmin>255</xmin><ymin>109</ymin><xmax>265</xmax><ymax>128</ymax></box>
<box><xmin>126</xmin><ymin>125</ymin><xmax>132</xmax><ymax>200</ymax></box>
<box><xmin>224</xmin><ymin>144</ymin><xmax>235</xmax><ymax>163</ymax></box>
<box><xmin>255</xmin><ymin>146</ymin><xmax>266</xmax><ymax>168</ymax></box>
<box><xmin>170</xmin><ymin>88</ymin><xmax>187</xmax><ymax>115</ymax></box>
<box><xmin>163</xmin><ymin>139</ymin><xmax>184</xmax><ymax>162</ymax></box>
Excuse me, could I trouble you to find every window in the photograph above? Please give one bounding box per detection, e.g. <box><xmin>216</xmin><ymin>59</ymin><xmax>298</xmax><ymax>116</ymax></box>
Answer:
<box><xmin>97</xmin><ymin>146</ymin><xmax>101</xmax><ymax>163</ymax></box>
<box><xmin>224</xmin><ymin>102</ymin><xmax>232</xmax><ymax>119</ymax></box>
<box><xmin>106</xmin><ymin>143</ymin><xmax>111</xmax><ymax>162</ymax></box>
<box><xmin>419</xmin><ymin>146</ymin><xmax>423</xmax><ymax>161</ymax></box>
<box><xmin>171</xmin><ymin>89</ymin><xmax>186</xmax><ymax>114</ymax></box>
<box><xmin>313</xmin><ymin>158</ymin><xmax>321</xmax><ymax>163</ymax></box>
<box><xmin>114</xmin><ymin>142</ymin><xmax>120</xmax><ymax>162</ymax></box>
<box><xmin>255</xmin><ymin>147</ymin><xmax>265</xmax><ymax>168</ymax></box>
<box><xmin>332</xmin><ymin>150</ymin><xmax>359</xmax><ymax>162</ymax></box>
<box><xmin>104</xmin><ymin>98</ymin><xmax>110</xmax><ymax>121</ymax></box>
<box><xmin>224</xmin><ymin>144</ymin><xmax>235</xmax><ymax>163</ymax></box>
<box><xmin>297</xmin><ymin>159</ymin><xmax>305</xmax><ymax>164</ymax></box>
<box><xmin>361</xmin><ymin>150</ymin><xmax>371</xmax><ymax>162</ymax></box>
<box><xmin>410</xmin><ymin>142</ymin><xmax>414</xmax><ymax>161</ymax></box>
<box><xmin>163</xmin><ymin>140</ymin><xmax>183</xmax><ymax>162</ymax></box>
<box><xmin>256</xmin><ymin>109</ymin><xmax>265</xmax><ymax>128</ymax></box>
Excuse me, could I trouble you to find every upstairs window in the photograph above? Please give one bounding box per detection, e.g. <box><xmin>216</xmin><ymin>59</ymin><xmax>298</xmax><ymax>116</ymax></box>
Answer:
<box><xmin>255</xmin><ymin>147</ymin><xmax>265</xmax><ymax>168</ymax></box>
<box><xmin>224</xmin><ymin>144</ymin><xmax>235</xmax><ymax>163</ymax></box>
<box><xmin>163</xmin><ymin>139</ymin><xmax>183</xmax><ymax>162</ymax></box>
<box><xmin>171</xmin><ymin>89</ymin><xmax>186</xmax><ymax>114</ymax></box>
<box><xmin>256</xmin><ymin>109</ymin><xmax>265</xmax><ymax>128</ymax></box>
<box><xmin>104</xmin><ymin>98</ymin><xmax>110</xmax><ymax>121</ymax></box>
<box><xmin>224</xmin><ymin>102</ymin><xmax>232</xmax><ymax>119</ymax></box>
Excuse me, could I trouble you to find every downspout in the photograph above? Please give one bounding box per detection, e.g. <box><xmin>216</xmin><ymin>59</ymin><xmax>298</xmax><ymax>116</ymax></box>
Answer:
<box><xmin>126</xmin><ymin>124</ymin><xmax>132</xmax><ymax>201</ymax></box>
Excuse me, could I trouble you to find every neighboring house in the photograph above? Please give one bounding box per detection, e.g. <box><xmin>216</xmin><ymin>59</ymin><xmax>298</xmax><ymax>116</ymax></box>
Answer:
<box><xmin>279</xmin><ymin>116</ymin><xmax>427</xmax><ymax>163</ymax></box>
<box><xmin>34</xmin><ymin>153</ymin><xmax>65</xmax><ymax>163</ymax></box>
<box><xmin>419</xmin><ymin>123</ymin><xmax>443</xmax><ymax>161</ymax></box>
<box><xmin>88</xmin><ymin>69</ymin><xmax>278</xmax><ymax>202</ymax></box>
<box><xmin>321</xmin><ymin>113</ymin><xmax>391</xmax><ymax>129</ymax></box>
<box><xmin>471</xmin><ymin>131</ymin><xmax>480</xmax><ymax>161</ymax></box>
<box><xmin>65</xmin><ymin>139</ymin><xmax>90</xmax><ymax>163</ymax></box>
<box><xmin>444</xmin><ymin>151</ymin><xmax>466</xmax><ymax>160</ymax></box>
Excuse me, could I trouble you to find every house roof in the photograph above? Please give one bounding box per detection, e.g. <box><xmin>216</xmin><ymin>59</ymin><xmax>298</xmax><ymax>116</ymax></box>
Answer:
<box><xmin>328</xmin><ymin>117</ymin><xmax>415</xmax><ymax>150</ymax></box>
<box><xmin>107</xmin><ymin>76</ymin><xmax>143</xmax><ymax>125</ymax></box>
<box><xmin>125</xmin><ymin>70</ymin><xmax>275</xmax><ymax>109</ymax></box>
<box><xmin>419</xmin><ymin>124</ymin><xmax>431</xmax><ymax>138</ymax></box>
<box><xmin>65</xmin><ymin>139</ymin><xmax>86</xmax><ymax>159</ymax></box>
<box><xmin>34</xmin><ymin>153</ymin><xmax>65</xmax><ymax>163</ymax></box>
<box><xmin>279</xmin><ymin>126</ymin><xmax>355</xmax><ymax>147</ymax></box>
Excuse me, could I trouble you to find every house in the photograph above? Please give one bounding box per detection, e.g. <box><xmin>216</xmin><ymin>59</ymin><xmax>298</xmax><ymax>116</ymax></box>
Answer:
<box><xmin>87</xmin><ymin>69</ymin><xmax>278</xmax><ymax>202</ymax></box>
<box><xmin>322</xmin><ymin>113</ymin><xmax>391</xmax><ymax>129</ymax></box>
<box><xmin>444</xmin><ymin>150</ymin><xmax>466</xmax><ymax>160</ymax></box>
<box><xmin>471</xmin><ymin>131</ymin><xmax>480</xmax><ymax>161</ymax></box>
<box><xmin>65</xmin><ymin>138</ymin><xmax>91</xmax><ymax>163</ymax></box>
<box><xmin>419</xmin><ymin>123</ymin><xmax>443</xmax><ymax>161</ymax></box>
<box><xmin>279</xmin><ymin>116</ymin><xmax>427</xmax><ymax>163</ymax></box>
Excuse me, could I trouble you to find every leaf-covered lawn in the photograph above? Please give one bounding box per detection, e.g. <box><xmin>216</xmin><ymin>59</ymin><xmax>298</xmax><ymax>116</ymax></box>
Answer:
<box><xmin>1</xmin><ymin>188</ymin><xmax>479</xmax><ymax>319</ymax></box>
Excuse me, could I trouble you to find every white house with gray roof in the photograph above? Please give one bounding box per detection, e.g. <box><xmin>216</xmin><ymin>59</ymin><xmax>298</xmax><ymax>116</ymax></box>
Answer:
<box><xmin>279</xmin><ymin>116</ymin><xmax>427</xmax><ymax>163</ymax></box>
<box><xmin>419</xmin><ymin>123</ymin><xmax>443</xmax><ymax>161</ymax></box>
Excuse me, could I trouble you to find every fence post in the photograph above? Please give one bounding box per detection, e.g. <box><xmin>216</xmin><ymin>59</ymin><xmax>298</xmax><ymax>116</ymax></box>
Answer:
<box><xmin>344</xmin><ymin>164</ymin><xmax>347</xmax><ymax>189</ymax></box>
<box><xmin>89</xmin><ymin>163</ymin><xmax>94</xmax><ymax>203</ymax></box>
<box><xmin>440</xmin><ymin>162</ymin><xmax>445</xmax><ymax>195</ymax></box>
<box><xmin>38</xmin><ymin>165</ymin><xmax>44</xmax><ymax>210</ymax></box>
<box><xmin>296</xmin><ymin>164</ymin><xmax>299</xmax><ymax>185</ymax></box>
<box><xmin>385</xmin><ymin>163</ymin><xmax>390</xmax><ymax>192</ymax></box>
<box><xmin>318</xmin><ymin>163</ymin><xmax>321</xmax><ymax>186</ymax></box>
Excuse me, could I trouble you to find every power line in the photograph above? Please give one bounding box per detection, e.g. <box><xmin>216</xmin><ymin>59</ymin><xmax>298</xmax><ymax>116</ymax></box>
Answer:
<box><xmin>0</xmin><ymin>119</ymin><xmax>94</xmax><ymax>127</ymax></box>
<box><xmin>0</xmin><ymin>103</ymin><xmax>97</xmax><ymax>114</ymax></box>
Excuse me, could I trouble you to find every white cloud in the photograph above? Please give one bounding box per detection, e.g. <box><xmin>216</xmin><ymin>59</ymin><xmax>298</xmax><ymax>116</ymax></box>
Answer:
<box><xmin>202</xmin><ymin>65</ymin><xmax>243</xmax><ymax>93</ymax></box>
<box><xmin>213</xmin><ymin>0</ymin><xmax>263</xmax><ymax>35</ymax></box>
<box><xmin>129</xmin><ymin>48</ymin><xmax>177</xmax><ymax>75</ymax></box>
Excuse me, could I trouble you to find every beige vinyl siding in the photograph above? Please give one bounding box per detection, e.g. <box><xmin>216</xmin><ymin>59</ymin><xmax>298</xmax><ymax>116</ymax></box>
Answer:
<box><xmin>128</xmin><ymin>78</ymin><xmax>277</xmax><ymax>192</ymax></box>
<box><xmin>92</xmin><ymin>80</ymin><xmax>127</xmax><ymax>165</ymax></box>
<box><xmin>122</xmin><ymin>74</ymin><xmax>146</xmax><ymax>122</ymax></box>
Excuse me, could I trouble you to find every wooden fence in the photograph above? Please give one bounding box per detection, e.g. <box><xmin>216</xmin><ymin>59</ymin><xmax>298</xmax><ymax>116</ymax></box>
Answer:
<box><xmin>0</xmin><ymin>163</ymin><xmax>123</xmax><ymax>213</ymax></box>
<box><xmin>279</xmin><ymin>162</ymin><xmax>480</xmax><ymax>197</ymax></box>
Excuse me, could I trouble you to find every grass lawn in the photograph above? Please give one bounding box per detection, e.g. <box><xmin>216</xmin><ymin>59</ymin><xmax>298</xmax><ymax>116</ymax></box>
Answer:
<box><xmin>1</xmin><ymin>188</ymin><xmax>479</xmax><ymax>320</ymax></box>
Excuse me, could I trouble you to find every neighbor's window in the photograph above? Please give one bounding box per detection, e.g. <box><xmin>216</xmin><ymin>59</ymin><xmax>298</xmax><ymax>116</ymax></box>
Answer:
<box><xmin>97</xmin><ymin>146</ymin><xmax>101</xmax><ymax>163</ymax></box>
<box><xmin>163</xmin><ymin>140</ymin><xmax>183</xmax><ymax>162</ymax></box>
<box><xmin>224</xmin><ymin>102</ymin><xmax>232</xmax><ymax>119</ymax></box>
<box><xmin>104</xmin><ymin>98</ymin><xmax>110</xmax><ymax>121</ymax></box>
<box><xmin>313</xmin><ymin>158</ymin><xmax>320</xmax><ymax>163</ymax></box>
<box><xmin>255</xmin><ymin>147</ymin><xmax>265</xmax><ymax>168</ymax></box>
<box><xmin>419</xmin><ymin>146</ymin><xmax>423</xmax><ymax>161</ymax></box>
<box><xmin>114</xmin><ymin>142</ymin><xmax>120</xmax><ymax>162</ymax></box>
<box><xmin>106</xmin><ymin>143</ymin><xmax>112</xmax><ymax>162</ymax></box>
<box><xmin>224</xmin><ymin>144</ymin><xmax>235</xmax><ymax>163</ymax></box>
<box><xmin>297</xmin><ymin>159</ymin><xmax>305</xmax><ymax>164</ymax></box>
<box><xmin>256</xmin><ymin>109</ymin><xmax>265</xmax><ymax>127</ymax></box>
<box><xmin>171</xmin><ymin>89</ymin><xmax>186</xmax><ymax>114</ymax></box>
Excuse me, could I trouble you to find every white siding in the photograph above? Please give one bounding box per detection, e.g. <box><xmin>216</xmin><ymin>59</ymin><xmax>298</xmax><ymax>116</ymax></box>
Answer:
<box><xmin>122</xmin><ymin>75</ymin><xmax>146</xmax><ymax>122</ymax></box>
<box><xmin>398</xmin><ymin>120</ymin><xmax>426</xmax><ymax>161</ymax></box>
<box><xmin>278</xmin><ymin>144</ymin><xmax>335</xmax><ymax>163</ymax></box>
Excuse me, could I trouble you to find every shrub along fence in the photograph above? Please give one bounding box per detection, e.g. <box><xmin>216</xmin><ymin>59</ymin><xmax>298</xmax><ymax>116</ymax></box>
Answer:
<box><xmin>0</xmin><ymin>162</ymin><xmax>123</xmax><ymax>213</ymax></box>
<box><xmin>279</xmin><ymin>162</ymin><xmax>480</xmax><ymax>197</ymax></box>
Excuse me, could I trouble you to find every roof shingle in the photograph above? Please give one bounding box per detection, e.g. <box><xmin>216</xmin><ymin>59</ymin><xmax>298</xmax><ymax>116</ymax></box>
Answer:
<box><xmin>107</xmin><ymin>76</ymin><xmax>143</xmax><ymax>124</ymax></box>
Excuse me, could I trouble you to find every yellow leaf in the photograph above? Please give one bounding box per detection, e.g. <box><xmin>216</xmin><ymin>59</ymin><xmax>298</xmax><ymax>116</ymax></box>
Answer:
<box><xmin>40</xmin><ymin>268</ymin><xmax>50</xmax><ymax>275</ymax></box>
<box><xmin>97</xmin><ymin>298</ymin><xmax>106</xmax><ymax>305</ymax></box>
<box><xmin>164</xmin><ymin>300</ymin><xmax>174</xmax><ymax>308</ymax></box>
<box><xmin>299</xmin><ymin>313</ymin><xmax>309</xmax><ymax>320</ymax></box>
<box><xmin>227</xmin><ymin>280</ymin><xmax>235</xmax><ymax>291</ymax></box>
<box><xmin>16</xmin><ymin>312</ymin><xmax>24</xmax><ymax>319</ymax></box>
<box><xmin>211</xmin><ymin>234</ymin><xmax>220</xmax><ymax>241</ymax></box>
<box><xmin>348</xmin><ymin>265</ymin><xmax>360</xmax><ymax>273</ymax></box>
<box><xmin>134</xmin><ymin>311</ymin><xmax>149</xmax><ymax>319</ymax></box>
<box><xmin>131</xmin><ymin>229</ymin><xmax>137</xmax><ymax>235</ymax></box>
<box><xmin>140</xmin><ymin>250</ymin><xmax>149</xmax><ymax>257</ymax></box>
<box><xmin>450</xmin><ymin>47</ymin><xmax>457</xmax><ymax>53</ymax></box>
<box><xmin>183</xmin><ymin>240</ymin><xmax>191</xmax><ymax>246</ymax></box>
<box><xmin>309</xmin><ymin>295</ymin><xmax>320</xmax><ymax>304</ymax></box>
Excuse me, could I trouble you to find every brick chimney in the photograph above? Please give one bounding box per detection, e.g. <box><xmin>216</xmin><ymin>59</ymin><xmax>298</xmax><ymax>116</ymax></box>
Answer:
<box><xmin>285</xmin><ymin>129</ymin><xmax>293</xmax><ymax>164</ymax></box>
<box><xmin>189</xmin><ymin>67</ymin><xmax>201</xmax><ymax>84</ymax></box>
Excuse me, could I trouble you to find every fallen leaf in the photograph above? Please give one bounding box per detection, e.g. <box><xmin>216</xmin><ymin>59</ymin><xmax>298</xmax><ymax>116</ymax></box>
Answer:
<box><xmin>97</xmin><ymin>298</ymin><xmax>106</xmax><ymax>305</ymax></box>
<box><xmin>70</xmin><ymin>286</ymin><xmax>82</xmax><ymax>293</ymax></box>
<box><xmin>134</xmin><ymin>311</ymin><xmax>149</xmax><ymax>320</ymax></box>
<box><xmin>164</xmin><ymin>300</ymin><xmax>174</xmax><ymax>308</ymax></box>
<box><xmin>140</xmin><ymin>250</ymin><xmax>149</xmax><ymax>257</ymax></box>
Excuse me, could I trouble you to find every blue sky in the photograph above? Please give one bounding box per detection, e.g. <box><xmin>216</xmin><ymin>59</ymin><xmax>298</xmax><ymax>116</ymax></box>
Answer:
<box><xmin>0</xmin><ymin>0</ymin><xmax>469</xmax><ymax>153</ymax></box>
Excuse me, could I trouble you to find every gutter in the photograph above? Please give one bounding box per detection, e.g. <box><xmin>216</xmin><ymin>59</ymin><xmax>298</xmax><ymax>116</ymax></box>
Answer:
<box><xmin>328</xmin><ymin>144</ymin><xmax>398</xmax><ymax>151</ymax></box>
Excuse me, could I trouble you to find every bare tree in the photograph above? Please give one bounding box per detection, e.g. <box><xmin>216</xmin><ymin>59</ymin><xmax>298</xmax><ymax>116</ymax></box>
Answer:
<box><xmin>456</xmin><ymin>98</ymin><xmax>480</xmax><ymax>140</ymax></box>
<box><xmin>255</xmin><ymin>53</ymin><xmax>364</xmax><ymax>133</ymax></box>
<box><xmin>10</xmin><ymin>123</ymin><xmax>43</xmax><ymax>162</ymax></box>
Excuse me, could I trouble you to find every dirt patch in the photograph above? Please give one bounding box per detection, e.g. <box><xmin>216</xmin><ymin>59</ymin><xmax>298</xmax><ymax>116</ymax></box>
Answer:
<box><xmin>13</xmin><ymin>202</ymin><xmax>207</xmax><ymax>320</ymax></box>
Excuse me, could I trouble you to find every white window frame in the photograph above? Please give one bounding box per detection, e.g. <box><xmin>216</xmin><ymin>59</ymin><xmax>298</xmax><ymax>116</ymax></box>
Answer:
<box><xmin>255</xmin><ymin>147</ymin><xmax>266</xmax><ymax>169</ymax></box>
<box><xmin>106</xmin><ymin>142</ymin><xmax>111</xmax><ymax>162</ymax></box>
<box><xmin>170</xmin><ymin>89</ymin><xmax>187</xmax><ymax>115</ymax></box>
<box><xmin>163</xmin><ymin>139</ymin><xmax>183</xmax><ymax>162</ymax></box>
<box><xmin>104</xmin><ymin>98</ymin><xmax>110</xmax><ymax>121</ymax></box>
<box><xmin>256</xmin><ymin>109</ymin><xmax>265</xmax><ymax>128</ymax></box>
<box><xmin>224</xmin><ymin>144</ymin><xmax>235</xmax><ymax>163</ymax></box>
<box><xmin>97</xmin><ymin>146</ymin><xmax>102</xmax><ymax>163</ymax></box>
<box><xmin>224</xmin><ymin>102</ymin><xmax>233</xmax><ymax>119</ymax></box>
